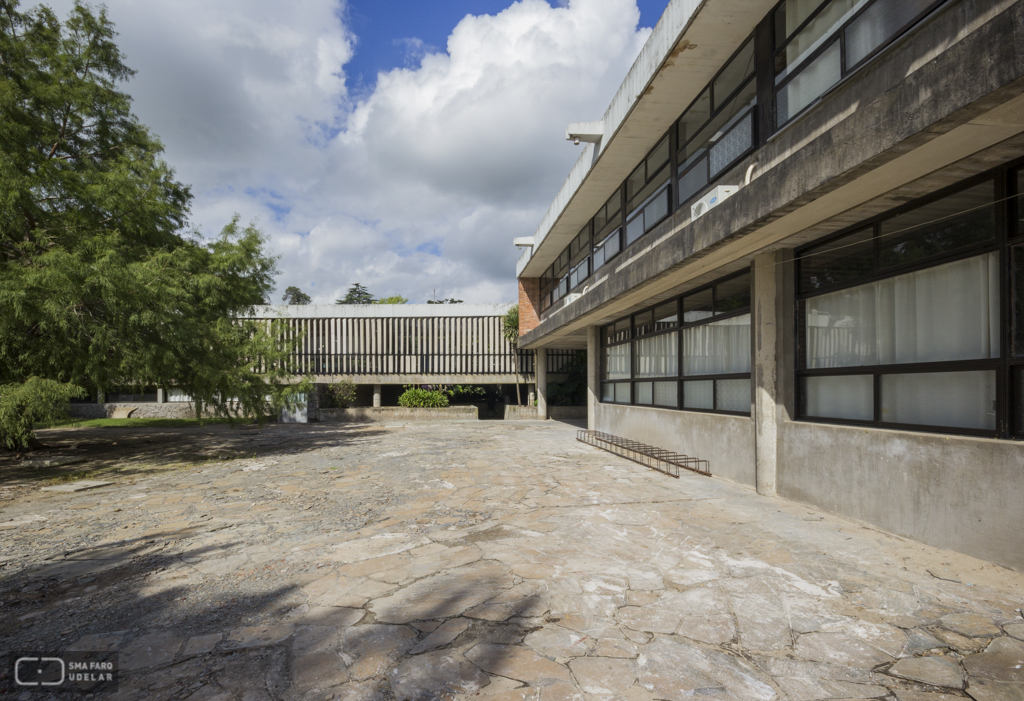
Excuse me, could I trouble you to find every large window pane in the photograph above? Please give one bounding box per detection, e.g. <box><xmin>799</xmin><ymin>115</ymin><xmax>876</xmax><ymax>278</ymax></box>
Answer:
<box><xmin>683</xmin><ymin>380</ymin><xmax>714</xmax><ymax>410</ymax></box>
<box><xmin>654</xmin><ymin>303</ymin><xmax>678</xmax><ymax>330</ymax></box>
<box><xmin>683</xmin><ymin>288</ymin><xmax>714</xmax><ymax>323</ymax></box>
<box><xmin>879</xmin><ymin>183</ymin><xmax>995</xmax><ymax>269</ymax></box>
<box><xmin>709</xmin><ymin>111</ymin><xmax>754</xmax><ymax>178</ymax></box>
<box><xmin>677</xmin><ymin>89</ymin><xmax>711</xmax><ymax>150</ymax></box>
<box><xmin>601</xmin><ymin>383</ymin><xmax>614</xmax><ymax>402</ymax></box>
<box><xmin>777</xmin><ymin>40</ymin><xmax>841</xmax><ymax>124</ymax></box>
<box><xmin>648</xmin><ymin>137</ymin><xmax>670</xmax><ymax>174</ymax></box>
<box><xmin>626</xmin><ymin>164</ymin><xmax>645</xmax><ymax>203</ymax></box>
<box><xmin>881</xmin><ymin>370</ymin><xmax>996</xmax><ymax>430</ymax></box>
<box><xmin>803</xmin><ymin>375</ymin><xmax>873</xmax><ymax>420</ymax></box>
<box><xmin>716</xmin><ymin>379</ymin><xmax>751</xmax><ymax>413</ymax></box>
<box><xmin>644</xmin><ymin>187</ymin><xmax>670</xmax><ymax>231</ymax></box>
<box><xmin>1018</xmin><ymin>170</ymin><xmax>1024</xmax><ymax>235</ymax></box>
<box><xmin>683</xmin><ymin>313</ymin><xmax>751</xmax><ymax>375</ymax></box>
<box><xmin>679</xmin><ymin>160</ymin><xmax>709</xmax><ymax>205</ymax></box>
<box><xmin>713</xmin><ymin>40</ymin><xmax>755</xmax><ymax>109</ymax></box>
<box><xmin>654</xmin><ymin>381</ymin><xmax>678</xmax><ymax>408</ymax></box>
<box><xmin>716</xmin><ymin>273</ymin><xmax>751</xmax><ymax>314</ymax></box>
<box><xmin>1013</xmin><ymin>245</ymin><xmax>1024</xmax><ymax>358</ymax></box>
<box><xmin>614</xmin><ymin>382</ymin><xmax>631</xmax><ymax>404</ymax></box>
<box><xmin>636</xmin><ymin>382</ymin><xmax>653</xmax><ymax>405</ymax></box>
<box><xmin>683</xmin><ymin>80</ymin><xmax>757</xmax><ymax>165</ymax></box>
<box><xmin>1014</xmin><ymin>368</ymin><xmax>1024</xmax><ymax>436</ymax></box>
<box><xmin>806</xmin><ymin>253</ymin><xmax>1000</xmax><ymax>368</ymax></box>
<box><xmin>800</xmin><ymin>226</ymin><xmax>874</xmax><ymax>292</ymax></box>
<box><xmin>776</xmin><ymin>0</ymin><xmax>865</xmax><ymax>77</ymax></box>
<box><xmin>636</xmin><ymin>332</ymin><xmax>679</xmax><ymax>378</ymax></box>
<box><xmin>604</xmin><ymin>344</ymin><xmax>631</xmax><ymax>380</ymax></box>
<box><xmin>845</xmin><ymin>0</ymin><xmax>934</xmax><ymax>67</ymax></box>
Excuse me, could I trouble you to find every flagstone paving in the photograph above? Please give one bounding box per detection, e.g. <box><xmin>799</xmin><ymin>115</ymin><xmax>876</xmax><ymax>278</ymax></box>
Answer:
<box><xmin>1</xmin><ymin>419</ymin><xmax>1023</xmax><ymax>700</ymax></box>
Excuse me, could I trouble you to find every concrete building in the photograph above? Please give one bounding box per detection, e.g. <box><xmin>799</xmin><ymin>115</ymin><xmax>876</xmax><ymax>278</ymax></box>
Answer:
<box><xmin>516</xmin><ymin>0</ymin><xmax>1024</xmax><ymax>570</ymax></box>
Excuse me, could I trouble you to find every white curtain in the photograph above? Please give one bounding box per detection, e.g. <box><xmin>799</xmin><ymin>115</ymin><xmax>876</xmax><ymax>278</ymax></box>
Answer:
<box><xmin>806</xmin><ymin>252</ymin><xmax>999</xmax><ymax>368</ymax></box>
<box><xmin>604</xmin><ymin>345</ymin><xmax>631</xmax><ymax>380</ymax></box>
<box><xmin>683</xmin><ymin>314</ymin><xmax>751</xmax><ymax>375</ymax></box>
<box><xmin>881</xmin><ymin>370</ymin><xmax>996</xmax><ymax>430</ymax></box>
<box><xmin>804</xmin><ymin>375</ymin><xmax>873</xmax><ymax>420</ymax></box>
<box><xmin>635</xmin><ymin>332</ymin><xmax>678</xmax><ymax>378</ymax></box>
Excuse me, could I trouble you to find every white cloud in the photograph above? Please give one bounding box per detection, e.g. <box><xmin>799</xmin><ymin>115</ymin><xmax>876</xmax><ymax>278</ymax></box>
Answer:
<box><xmin>42</xmin><ymin>0</ymin><xmax>651</xmax><ymax>304</ymax></box>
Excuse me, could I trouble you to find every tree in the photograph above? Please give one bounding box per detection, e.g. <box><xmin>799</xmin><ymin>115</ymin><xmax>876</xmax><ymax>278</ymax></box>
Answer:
<box><xmin>427</xmin><ymin>298</ymin><xmax>463</xmax><ymax>304</ymax></box>
<box><xmin>501</xmin><ymin>304</ymin><xmax>522</xmax><ymax>405</ymax></box>
<box><xmin>373</xmin><ymin>295</ymin><xmax>408</xmax><ymax>304</ymax></box>
<box><xmin>336</xmin><ymin>283</ymin><xmax>374</xmax><ymax>304</ymax></box>
<box><xmin>281</xmin><ymin>286</ymin><xmax>311</xmax><ymax>305</ymax></box>
<box><xmin>0</xmin><ymin>1</ymin><xmax>304</xmax><ymax>448</ymax></box>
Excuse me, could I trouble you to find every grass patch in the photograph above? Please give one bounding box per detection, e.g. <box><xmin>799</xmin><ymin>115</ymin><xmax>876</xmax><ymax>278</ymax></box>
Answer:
<box><xmin>38</xmin><ymin>417</ymin><xmax>263</xmax><ymax>430</ymax></box>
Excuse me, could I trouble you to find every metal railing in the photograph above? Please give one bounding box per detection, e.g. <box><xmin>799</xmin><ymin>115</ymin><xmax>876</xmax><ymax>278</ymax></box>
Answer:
<box><xmin>576</xmin><ymin>430</ymin><xmax>710</xmax><ymax>478</ymax></box>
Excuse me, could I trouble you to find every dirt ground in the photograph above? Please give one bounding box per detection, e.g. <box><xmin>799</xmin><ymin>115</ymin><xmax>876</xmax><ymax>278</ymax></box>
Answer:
<box><xmin>1</xmin><ymin>419</ymin><xmax>1023</xmax><ymax>700</ymax></box>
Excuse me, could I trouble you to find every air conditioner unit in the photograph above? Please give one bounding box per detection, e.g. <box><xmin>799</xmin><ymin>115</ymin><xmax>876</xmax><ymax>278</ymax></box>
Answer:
<box><xmin>691</xmin><ymin>185</ymin><xmax>739</xmax><ymax>221</ymax></box>
<box><xmin>563</xmin><ymin>293</ymin><xmax>582</xmax><ymax>307</ymax></box>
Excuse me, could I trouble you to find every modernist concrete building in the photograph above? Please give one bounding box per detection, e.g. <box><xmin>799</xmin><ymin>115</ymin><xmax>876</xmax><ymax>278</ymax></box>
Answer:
<box><xmin>516</xmin><ymin>0</ymin><xmax>1024</xmax><ymax>570</ymax></box>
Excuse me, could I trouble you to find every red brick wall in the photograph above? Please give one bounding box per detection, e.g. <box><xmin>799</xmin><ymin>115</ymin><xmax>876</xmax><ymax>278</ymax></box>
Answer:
<box><xmin>518</xmin><ymin>278</ymin><xmax>541</xmax><ymax>336</ymax></box>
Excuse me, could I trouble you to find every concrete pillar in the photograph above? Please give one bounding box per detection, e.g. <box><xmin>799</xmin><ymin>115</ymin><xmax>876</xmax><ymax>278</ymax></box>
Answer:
<box><xmin>373</xmin><ymin>384</ymin><xmax>382</xmax><ymax>408</ymax></box>
<box><xmin>536</xmin><ymin>348</ymin><xmax>548</xmax><ymax>420</ymax></box>
<box><xmin>587</xmin><ymin>326</ymin><xmax>599</xmax><ymax>430</ymax></box>
<box><xmin>753</xmin><ymin>250</ymin><xmax>791</xmax><ymax>496</ymax></box>
<box><xmin>157</xmin><ymin>388</ymin><xmax>166</xmax><ymax>404</ymax></box>
<box><xmin>96</xmin><ymin>390</ymin><xmax>105</xmax><ymax>404</ymax></box>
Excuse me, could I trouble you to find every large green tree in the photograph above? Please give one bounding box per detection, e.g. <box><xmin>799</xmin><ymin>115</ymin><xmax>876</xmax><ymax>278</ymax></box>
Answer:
<box><xmin>0</xmin><ymin>0</ymin><xmax>303</xmax><ymax>448</ymax></box>
<box><xmin>336</xmin><ymin>282</ymin><xmax>374</xmax><ymax>304</ymax></box>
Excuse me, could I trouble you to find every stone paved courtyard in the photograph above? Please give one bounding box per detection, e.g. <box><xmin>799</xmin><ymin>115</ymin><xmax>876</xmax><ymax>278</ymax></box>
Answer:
<box><xmin>1</xmin><ymin>419</ymin><xmax>1023</xmax><ymax>700</ymax></box>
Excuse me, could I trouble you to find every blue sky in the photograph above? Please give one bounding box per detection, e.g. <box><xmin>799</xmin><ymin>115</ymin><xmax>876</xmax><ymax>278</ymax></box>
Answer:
<box><xmin>344</xmin><ymin>1</ymin><xmax>668</xmax><ymax>93</ymax></box>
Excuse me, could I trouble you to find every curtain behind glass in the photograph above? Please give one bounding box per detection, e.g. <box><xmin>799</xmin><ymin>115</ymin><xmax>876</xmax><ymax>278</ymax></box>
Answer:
<box><xmin>635</xmin><ymin>332</ymin><xmax>679</xmax><ymax>378</ymax></box>
<box><xmin>683</xmin><ymin>314</ymin><xmax>751</xmax><ymax>375</ymax></box>
<box><xmin>604</xmin><ymin>345</ymin><xmax>631</xmax><ymax>380</ymax></box>
<box><xmin>806</xmin><ymin>252</ymin><xmax>999</xmax><ymax>368</ymax></box>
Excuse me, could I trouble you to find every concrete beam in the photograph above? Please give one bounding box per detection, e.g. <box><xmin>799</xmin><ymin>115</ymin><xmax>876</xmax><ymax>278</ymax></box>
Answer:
<box><xmin>252</xmin><ymin>303</ymin><xmax>515</xmax><ymax>319</ymax></box>
<box><xmin>289</xmin><ymin>374</ymin><xmax>537</xmax><ymax>385</ymax></box>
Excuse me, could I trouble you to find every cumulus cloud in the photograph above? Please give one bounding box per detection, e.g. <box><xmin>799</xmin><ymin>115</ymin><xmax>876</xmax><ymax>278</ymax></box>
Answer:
<box><xmin>42</xmin><ymin>0</ymin><xmax>651</xmax><ymax>303</ymax></box>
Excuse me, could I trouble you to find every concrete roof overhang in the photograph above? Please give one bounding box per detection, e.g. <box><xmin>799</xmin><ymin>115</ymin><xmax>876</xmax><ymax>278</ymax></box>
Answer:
<box><xmin>518</xmin><ymin>0</ymin><xmax>778</xmax><ymax>279</ymax></box>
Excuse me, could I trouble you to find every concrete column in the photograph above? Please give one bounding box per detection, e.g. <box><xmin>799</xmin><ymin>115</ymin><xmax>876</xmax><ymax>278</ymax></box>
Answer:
<box><xmin>587</xmin><ymin>326</ymin><xmax>599</xmax><ymax>430</ymax></box>
<box><xmin>157</xmin><ymin>388</ymin><xmax>166</xmax><ymax>404</ymax></box>
<box><xmin>96</xmin><ymin>390</ymin><xmax>105</xmax><ymax>404</ymax></box>
<box><xmin>536</xmin><ymin>348</ymin><xmax>548</xmax><ymax>420</ymax></box>
<box><xmin>753</xmin><ymin>250</ymin><xmax>789</xmax><ymax>497</ymax></box>
<box><xmin>373</xmin><ymin>384</ymin><xmax>382</xmax><ymax>408</ymax></box>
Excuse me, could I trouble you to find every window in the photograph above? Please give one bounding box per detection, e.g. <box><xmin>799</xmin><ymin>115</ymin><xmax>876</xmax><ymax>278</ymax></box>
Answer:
<box><xmin>774</xmin><ymin>0</ymin><xmax>942</xmax><ymax>126</ymax></box>
<box><xmin>107</xmin><ymin>387</ymin><xmax>158</xmax><ymax>403</ymax></box>
<box><xmin>797</xmin><ymin>177</ymin><xmax>1006</xmax><ymax>435</ymax></box>
<box><xmin>625</xmin><ymin>137</ymin><xmax>672</xmax><ymax>246</ymax></box>
<box><xmin>599</xmin><ymin>271</ymin><xmax>752</xmax><ymax>415</ymax></box>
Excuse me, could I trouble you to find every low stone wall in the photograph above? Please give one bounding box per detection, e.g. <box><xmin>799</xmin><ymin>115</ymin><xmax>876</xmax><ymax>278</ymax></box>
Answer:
<box><xmin>320</xmin><ymin>406</ymin><xmax>479</xmax><ymax>423</ymax></box>
<box><xmin>549</xmin><ymin>406</ymin><xmax>587</xmax><ymax>420</ymax></box>
<box><xmin>67</xmin><ymin>402</ymin><xmax>249</xmax><ymax>420</ymax></box>
<box><xmin>503</xmin><ymin>405</ymin><xmax>538</xmax><ymax>420</ymax></box>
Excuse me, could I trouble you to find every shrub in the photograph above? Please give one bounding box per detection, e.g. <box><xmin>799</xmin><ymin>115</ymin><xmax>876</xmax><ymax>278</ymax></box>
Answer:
<box><xmin>327</xmin><ymin>380</ymin><xmax>357</xmax><ymax>408</ymax></box>
<box><xmin>398</xmin><ymin>387</ymin><xmax>449</xmax><ymax>408</ymax></box>
<box><xmin>1</xmin><ymin>378</ymin><xmax>85</xmax><ymax>450</ymax></box>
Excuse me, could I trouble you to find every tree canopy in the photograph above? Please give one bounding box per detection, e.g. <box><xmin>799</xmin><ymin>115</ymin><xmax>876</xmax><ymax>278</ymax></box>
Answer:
<box><xmin>336</xmin><ymin>283</ymin><xmax>374</xmax><ymax>304</ymax></box>
<box><xmin>282</xmin><ymin>286</ymin><xmax>312</xmax><ymax>305</ymax></box>
<box><xmin>427</xmin><ymin>298</ymin><xmax>464</xmax><ymax>304</ymax></box>
<box><xmin>0</xmin><ymin>0</ymin><xmax>303</xmax><ymax>448</ymax></box>
<box><xmin>373</xmin><ymin>295</ymin><xmax>408</xmax><ymax>305</ymax></box>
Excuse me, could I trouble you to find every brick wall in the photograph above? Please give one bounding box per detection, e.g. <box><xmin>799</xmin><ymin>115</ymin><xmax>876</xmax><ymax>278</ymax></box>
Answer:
<box><xmin>518</xmin><ymin>278</ymin><xmax>541</xmax><ymax>336</ymax></box>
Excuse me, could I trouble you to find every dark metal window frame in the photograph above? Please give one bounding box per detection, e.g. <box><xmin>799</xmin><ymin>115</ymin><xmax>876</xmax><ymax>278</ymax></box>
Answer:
<box><xmin>600</xmin><ymin>269</ymin><xmax>753</xmax><ymax>416</ymax></box>
<box><xmin>771</xmin><ymin>0</ymin><xmax>948</xmax><ymax>128</ymax></box>
<box><xmin>795</xmin><ymin>162</ymin><xmax>1024</xmax><ymax>439</ymax></box>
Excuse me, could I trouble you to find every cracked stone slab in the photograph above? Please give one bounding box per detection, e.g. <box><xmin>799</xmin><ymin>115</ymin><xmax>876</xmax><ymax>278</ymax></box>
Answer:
<box><xmin>793</xmin><ymin>632</ymin><xmax>893</xmax><ymax>669</ymax></box>
<box><xmin>637</xmin><ymin>636</ymin><xmax>776</xmax><ymax>701</ymax></box>
<box><xmin>942</xmin><ymin>613</ymin><xmax>1002</xmax><ymax>638</ymax></box>
<box><xmin>889</xmin><ymin>656</ymin><xmax>964</xmax><ymax>689</ymax></box>
<box><xmin>369</xmin><ymin>560</ymin><xmax>514</xmax><ymax>624</ymax></box>
<box><xmin>40</xmin><ymin>480</ymin><xmax>112</xmax><ymax>493</ymax></box>
<box><xmin>390</xmin><ymin>648</ymin><xmax>490</xmax><ymax>700</ymax></box>
<box><xmin>120</xmin><ymin>631</ymin><xmax>185</xmax><ymax>671</ymax></box>
<box><xmin>964</xmin><ymin>637</ymin><xmax>1024</xmax><ymax>683</ymax></box>
<box><xmin>408</xmin><ymin>617</ymin><xmax>471</xmax><ymax>655</ymax></box>
<box><xmin>569</xmin><ymin>657</ymin><xmax>636</xmax><ymax>695</ymax></box>
<box><xmin>465</xmin><ymin>643</ymin><xmax>572</xmax><ymax>685</ymax></box>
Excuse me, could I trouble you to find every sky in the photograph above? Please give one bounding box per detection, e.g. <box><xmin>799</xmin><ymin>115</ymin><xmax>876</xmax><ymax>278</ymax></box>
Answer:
<box><xmin>39</xmin><ymin>0</ymin><xmax>664</xmax><ymax>304</ymax></box>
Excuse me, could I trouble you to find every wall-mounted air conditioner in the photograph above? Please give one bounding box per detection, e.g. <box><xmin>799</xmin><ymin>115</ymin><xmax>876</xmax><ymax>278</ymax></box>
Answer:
<box><xmin>691</xmin><ymin>185</ymin><xmax>739</xmax><ymax>221</ymax></box>
<box><xmin>563</xmin><ymin>293</ymin><xmax>582</xmax><ymax>307</ymax></box>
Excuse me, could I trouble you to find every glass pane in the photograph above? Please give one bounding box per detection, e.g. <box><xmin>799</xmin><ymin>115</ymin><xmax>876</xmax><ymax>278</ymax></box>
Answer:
<box><xmin>626</xmin><ymin>164</ymin><xmax>645</xmax><ymax>203</ymax></box>
<box><xmin>683</xmin><ymin>380</ymin><xmax>714</xmax><ymax>410</ymax></box>
<box><xmin>644</xmin><ymin>187</ymin><xmax>670</xmax><ymax>232</ymax></box>
<box><xmin>594</xmin><ymin>205</ymin><xmax>607</xmax><ymax>232</ymax></box>
<box><xmin>168</xmin><ymin>389</ymin><xmax>193</xmax><ymax>402</ymax></box>
<box><xmin>679</xmin><ymin>159</ymin><xmax>709</xmax><ymax>205</ymax></box>
<box><xmin>614</xmin><ymin>382</ymin><xmax>631</xmax><ymax>404</ymax></box>
<box><xmin>881</xmin><ymin>370</ymin><xmax>996</xmax><ymax>430</ymax></box>
<box><xmin>777</xmin><ymin>40</ymin><xmax>841</xmax><ymax>124</ymax></box>
<box><xmin>778</xmin><ymin>0</ymin><xmax>864</xmax><ymax>78</ymax></box>
<box><xmin>683</xmin><ymin>313</ymin><xmax>751</xmax><ymax>375</ymax></box>
<box><xmin>1013</xmin><ymin>245</ymin><xmax>1024</xmax><ymax>358</ymax></box>
<box><xmin>678</xmin><ymin>89</ymin><xmax>711</xmax><ymax>150</ymax></box>
<box><xmin>799</xmin><ymin>226</ymin><xmax>874</xmax><ymax>292</ymax></box>
<box><xmin>604</xmin><ymin>344</ymin><xmax>631</xmax><ymax>380</ymax></box>
<box><xmin>713</xmin><ymin>40</ymin><xmax>755</xmax><ymax>109</ymax></box>
<box><xmin>1018</xmin><ymin>169</ymin><xmax>1024</xmax><ymax>235</ymax></box>
<box><xmin>716</xmin><ymin>379</ymin><xmax>751</xmax><ymax>413</ymax></box>
<box><xmin>629</xmin><ymin>168</ymin><xmax>670</xmax><ymax>215</ymax></box>
<box><xmin>654</xmin><ymin>303</ymin><xmax>678</xmax><ymax>330</ymax></box>
<box><xmin>648</xmin><ymin>136</ymin><xmax>670</xmax><ymax>174</ymax></box>
<box><xmin>636</xmin><ymin>382</ymin><xmax>654</xmax><ymax>405</ymax></box>
<box><xmin>604</xmin><ymin>319</ymin><xmax>630</xmax><ymax>346</ymax></box>
<box><xmin>593</xmin><ymin>245</ymin><xmax>606</xmax><ymax>271</ymax></box>
<box><xmin>805</xmin><ymin>252</ymin><xmax>1000</xmax><ymax>368</ymax></box>
<box><xmin>626</xmin><ymin>213</ymin><xmax>645</xmax><ymax>245</ymax></box>
<box><xmin>1015</xmin><ymin>367</ymin><xmax>1024</xmax><ymax>436</ymax></box>
<box><xmin>594</xmin><ymin>229</ymin><xmax>620</xmax><ymax>271</ymax></box>
<box><xmin>635</xmin><ymin>311</ymin><xmax>654</xmax><ymax>337</ymax></box>
<box><xmin>775</xmin><ymin>0</ymin><xmax>828</xmax><ymax>48</ymax></box>
<box><xmin>709</xmin><ymin>111</ymin><xmax>754</xmax><ymax>177</ymax></box>
<box><xmin>845</xmin><ymin>0</ymin><xmax>934</xmax><ymax>68</ymax></box>
<box><xmin>606</xmin><ymin>188</ymin><xmax>622</xmax><ymax>218</ymax></box>
<box><xmin>683</xmin><ymin>288</ymin><xmax>714</xmax><ymax>323</ymax></box>
<box><xmin>654</xmin><ymin>381</ymin><xmax>678</xmax><ymax>408</ymax></box>
<box><xmin>879</xmin><ymin>182</ymin><xmax>995</xmax><ymax>269</ymax></box>
<box><xmin>803</xmin><ymin>375</ymin><xmax>873</xmax><ymax>420</ymax></box>
<box><xmin>684</xmin><ymin>80</ymin><xmax>757</xmax><ymax>166</ymax></box>
<box><xmin>601</xmin><ymin>383</ymin><xmax>614</xmax><ymax>402</ymax></box>
<box><xmin>715</xmin><ymin>273</ymin><xmax>751</xmax><ymax>314</ymax></box>
<box><xmin>635</xmin><ymin>331</ymin><xmax>679</xmax><ymax>378</ymax></box>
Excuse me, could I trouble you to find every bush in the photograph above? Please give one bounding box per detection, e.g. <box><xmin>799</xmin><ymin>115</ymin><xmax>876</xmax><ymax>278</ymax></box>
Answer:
<box><xmin>397</xmin><ymin>387</ymin><xmax>449</xmax><ymax>408</ymax></box>
<box><xmin>444</xmin><ymin>385</ymin><xmax>486</xmax><ymax>403</ymax></box>
<box><xmin>327</xmin><ymin>380</ymin><xmax>357</xmax><ymax>408</ymax></box>
<box><xmin>1</xmin><ymin>378</ymin><xmax>85</xmax><ymax>450</ymax></box>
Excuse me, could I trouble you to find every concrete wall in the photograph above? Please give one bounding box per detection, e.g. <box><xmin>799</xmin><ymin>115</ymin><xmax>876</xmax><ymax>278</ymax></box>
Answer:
<box><xmin>67</xmin><ymin>402</ymin><xmax>257</xmax><ymax>420</ymax></box>
<box><xmin>504</xmin><ymin>405</ymin><xmax>587</xmax><ymax>421</ymax></box>
<box><xmin>320</xmin><ymin>406</ymin><xmax>478</xmax><ymax>423</ymax></box>
<box><xmin>778</xmin><ymin>421</ymin><xmax>1024</xmax><ymax>572</ymax></box>
<box><xmin>594</xmin><ymin>403</ymin><xmax>755</xmax><ymax>487</ymax></box>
